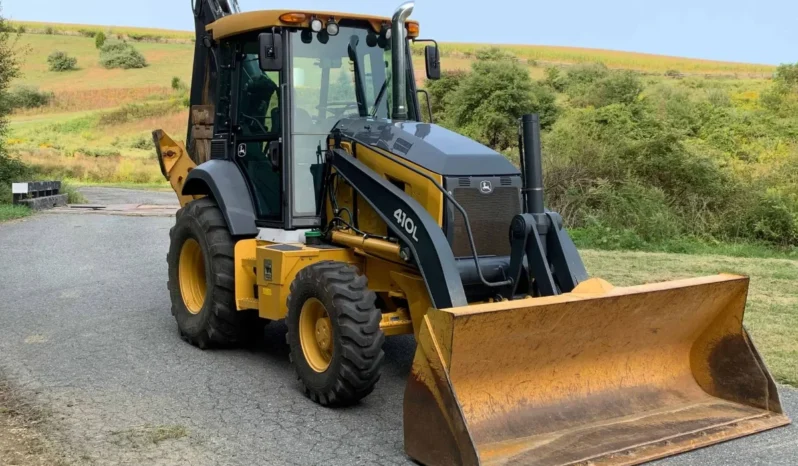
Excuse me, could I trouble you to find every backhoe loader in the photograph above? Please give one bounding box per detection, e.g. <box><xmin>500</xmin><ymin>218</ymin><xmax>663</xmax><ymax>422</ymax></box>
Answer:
<box><xmin>153</xmin><ymin>1</ymin><xmax>790</xmax><ymax>464</ymax></box>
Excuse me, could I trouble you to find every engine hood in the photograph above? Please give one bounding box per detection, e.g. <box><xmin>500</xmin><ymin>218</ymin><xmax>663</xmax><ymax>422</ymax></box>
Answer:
<box><xmin>333</xmin><ymin>118</ymin><xmax>520</xmax><ymax>177</ymax></box>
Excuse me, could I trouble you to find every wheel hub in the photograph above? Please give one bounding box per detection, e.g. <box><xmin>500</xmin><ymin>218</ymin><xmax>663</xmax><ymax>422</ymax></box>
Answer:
<box><xmin>299</xmin><ymin>298</ymin><xmax>333</xmax><ymax>373</ymax></box>
<box><xmin>315</xmin><ymin>318</ymin><xmax>332</xmax><ymax>352</ymax></box>
<box><xmin>178</xmin><ymin>238</ymin><xmax>207</xmax><ymax>315</ymax></box>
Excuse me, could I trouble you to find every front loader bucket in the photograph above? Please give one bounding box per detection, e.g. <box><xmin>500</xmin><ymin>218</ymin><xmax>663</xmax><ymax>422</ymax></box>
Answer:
<box><xmin>404</xmin><ymin>275</ymin><xmax>789</xmax><ymax>466</ymax></box>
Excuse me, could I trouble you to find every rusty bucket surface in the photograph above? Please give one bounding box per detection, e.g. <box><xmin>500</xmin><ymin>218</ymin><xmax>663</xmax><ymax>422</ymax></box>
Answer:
<box><xmin>404</xmin><ymin>275</ymin><xmax>790</xmax><ymax>466</ymax></box>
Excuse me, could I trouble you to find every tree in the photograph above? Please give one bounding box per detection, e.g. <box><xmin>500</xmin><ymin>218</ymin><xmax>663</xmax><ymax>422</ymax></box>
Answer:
<box><xmin>0</xmin><ymin>2</ymin><xmax>31</xmax><ymax>202</ymax></box>
<box><xmin>446</xmin><ymin>59</ymin><xmax>558</xmax><ymax>150</ymax></box>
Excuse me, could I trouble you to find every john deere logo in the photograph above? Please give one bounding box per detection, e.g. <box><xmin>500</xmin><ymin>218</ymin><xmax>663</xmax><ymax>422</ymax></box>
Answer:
<box><xmin>479</xmin><ymin>180</ymin><xmax>493</xmax><ymax>194</ymax></box>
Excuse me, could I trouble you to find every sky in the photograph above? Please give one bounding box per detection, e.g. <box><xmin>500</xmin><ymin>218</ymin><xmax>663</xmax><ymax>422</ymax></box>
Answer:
<box><xmin>3</xmin><ymin>0</ymin><xmax>796</xmax><ymax>65</ymax></box>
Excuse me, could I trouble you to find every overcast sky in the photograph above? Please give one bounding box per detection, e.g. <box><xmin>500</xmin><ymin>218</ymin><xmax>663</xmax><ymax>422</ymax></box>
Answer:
<box><xmin>4</xmin><ymin>0</ymin><xmax>796</xmax><ymax>65</ymax></box>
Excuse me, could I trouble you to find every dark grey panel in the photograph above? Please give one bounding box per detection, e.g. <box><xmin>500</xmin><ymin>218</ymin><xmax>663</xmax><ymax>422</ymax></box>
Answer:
<box><xmin>182</xmin><ymin>160</ymin><xmax>259</xmax><ymax>237</ymax></box>
<box><xmin>334</xmin><ymin>118</ymin><xmax>520</xmax><ymax>177</ymax></box>
<box><xmin>267</xmin><ymin>244</ymin><xmax>303</xmax><ymax>251</ymax></box>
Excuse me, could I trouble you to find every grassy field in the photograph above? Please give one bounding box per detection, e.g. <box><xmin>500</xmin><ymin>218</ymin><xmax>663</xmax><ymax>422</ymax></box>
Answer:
<box><xmin>13</xmin><ymin>34</ymin><xmax>193</xmax><ymax>91</ymax></box>
<box><xmin>583</xmin><ymin>249</ymin><xmax>798</xmax><ymax>387</ymax></box>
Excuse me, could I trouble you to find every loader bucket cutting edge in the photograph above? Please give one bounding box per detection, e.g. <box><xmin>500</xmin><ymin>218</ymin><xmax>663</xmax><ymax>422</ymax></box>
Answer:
<box><xmin>403</xmin><ymin>275</ymin><xmax>790</xmax><ymax>466</ymax></box>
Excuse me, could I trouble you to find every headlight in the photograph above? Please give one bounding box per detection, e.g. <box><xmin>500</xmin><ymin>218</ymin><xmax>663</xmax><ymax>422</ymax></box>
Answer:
<box><xmin>310</xmin><ymin>18</ymin><xmax>323</xmax><ymax>33</ymax></box>
<box><xmin>327</xmin><ymin>20</ymin><xmax>339</xmax><ymax>36</ymax></box>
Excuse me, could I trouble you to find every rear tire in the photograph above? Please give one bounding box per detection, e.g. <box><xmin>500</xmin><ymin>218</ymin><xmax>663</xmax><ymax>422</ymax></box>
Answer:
<box><xmin>286</xmin><ymin>261</ymin><xmax>385</xmax><ymax>406</ymax></box>
<box><xmin>167</xmin><ymin>198</ymin><xmax>261</xmax><ymax>348</ymax></box>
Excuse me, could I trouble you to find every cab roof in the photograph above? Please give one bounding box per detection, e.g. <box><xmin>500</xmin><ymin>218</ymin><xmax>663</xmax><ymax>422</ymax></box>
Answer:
<box><xmin>207</xmin><ymin>10</ymin><xmax>420</xmax><ymax>40</ymax></box>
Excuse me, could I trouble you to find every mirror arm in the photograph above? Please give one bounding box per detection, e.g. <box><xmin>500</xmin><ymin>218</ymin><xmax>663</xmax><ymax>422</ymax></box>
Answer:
<box><xmin>417</xmin><ymin>89</ymin><xmax>433</xmax><ymax>124</ymax></box>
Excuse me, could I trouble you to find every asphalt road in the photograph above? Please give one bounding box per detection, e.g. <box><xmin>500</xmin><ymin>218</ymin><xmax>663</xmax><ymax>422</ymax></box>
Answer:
<box><xmin>0</xmin><ymin>188</ymin><xmax>795</xmax><ymax>465</ymax></box>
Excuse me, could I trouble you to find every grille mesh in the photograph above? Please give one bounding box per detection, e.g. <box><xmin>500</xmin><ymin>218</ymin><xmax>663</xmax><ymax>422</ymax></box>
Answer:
<box><xmin>451</xmin><ymin>187</ymin><xmax>521</xmax><ymax>258</ymax></box>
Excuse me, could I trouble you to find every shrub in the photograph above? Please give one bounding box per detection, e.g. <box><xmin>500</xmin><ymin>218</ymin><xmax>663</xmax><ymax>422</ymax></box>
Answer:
<box><xmin>474</xmin><ymin>47</ymin><xmax>515</xmax><ymax>62</ymax></box>
<box><xmin>5</xmin><ymin>86</ymin><xmax>54</xmax><ymax>109</ymax></box>
<box><xmin>94</xmin><ymin>31</ymin><xmax>106</xmax><ymax>49</ymax></box>
<box><xmin>446</xmin><ymin>59</ymin><xmax>558</xmax><ymax>150</ymax></box>
<box><xmin>16</xmin><ymin>25</ymin><xmax>25</xmax><ymax>34</ymax></box>
<box><xmin>567</xmin><ymin>70</ymin><xmax>643</xmax><ymax>108</ymax></box>
<box><xmin>171</xmin><ymin>76</ymin><xmax>186</xmax><ymax>91</ymax></box>
<box><xmin>424</xmin><ymin>70</ymin><xmax>467</xmax><ymax>121</ymax></box>
<box><xmin>77</xmin><ymin>28</ymin><xmax>96</xmax><ymax>38</ymax></box>
<box><xmin>664</xmin><ymin>69</ymin><xmax>683</xmax><ymax>78</ymax></box>
<box><xmin>47</xmin><ymin>50</ymin><xmax>77</xmax><ymax>71</ymax></box>
<box><xmin>44</xmin><ymin>26</ymin><xmax>53</xmax><ymax>35</ymax></box>
<box><xmin>773</xmin><ymin>63</ymin><xmax>798</xmax><ymax>87</ymax></box>
<box><xmin>99</xmin><ymin>42</ymin><xmax>147</xmax><ymax>69</ymax></box>
<box><xmin>543</xmin><ymin>67</ymin><xmax>566</xmax><ymax>92</ymax></box>
<box><xmin>564</xmin><ymin>63</ymin><xmax>609</xmax><ymax>89</ymax></box>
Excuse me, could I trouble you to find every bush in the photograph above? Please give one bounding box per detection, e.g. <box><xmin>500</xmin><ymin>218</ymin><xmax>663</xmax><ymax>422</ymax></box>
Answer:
<box><xmin>44</xmin><ymin>26</ymin><xmax>53</xmax><ymax>35</ymax></box>
<box><xmin>424</xmin><ymin>70</ymin><xmax>467</xmax><ymax>121</ymax></box>
<box><xmin>171</xmin><ymin>76</ymin><xmax>186</xmax><ymax>91</ymax></box>
<box><xmin>543</xmin><ymin>67</ymin><xmax>566</xmax><ymax>92</ymax></box>
<box><xmin>446</xmin><ymin>59</ymin><xmax>558</xmax><ymax>150</ymax></box>
<box><xmin>569</xmin><ymin>71</ymin><xmax>643</xmax><ymax>108</ymax></box>
<box><xmin>474</xmin><ymin>47</ymin><xmax>515</xmax><ymax>62</ymax></box>
<box><xmin>664</xmin><ymin>69</ymin><xmax>682</xmax><ymax>78</ymax></box>
<box><xmin>47</xmin><ymin>50</ymin><xmax>77</xmax><ymax>71</ymax></box>
<box><xmin>773</xmin><ymin>63</ymin><xmax>798</xmax><ymax>87</ymax></box>
<box><xmin>95</xmin><ymin>31</ymin><xmax>106</xmax><ymax>49</ymax></box>
<box><xmin>542</xmin><ymin>102</ymin><xmax>742</xmax><ymax>242</ymax></box>
<box><xmin>16</xmin><ymin>25</ymin><xmax>25</xmax><ymax>34</ymax></box>
<box><xmin>4</xmin><ymin>86</ymin><xmax>54</xmax><ymax>109</ymax></box>
<box><xmin>99</xmin><ymin>42</ymin><xmax>147</xmax><ymax>69</ymax></box>
<box><xmin>77</xmin><ymin>28</ymin><xmax>96</xmax><ymax>38</ymax></box>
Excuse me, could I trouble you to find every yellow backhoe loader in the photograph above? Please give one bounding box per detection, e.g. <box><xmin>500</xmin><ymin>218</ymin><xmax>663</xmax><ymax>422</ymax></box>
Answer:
<box><xmin>153</xmin><ymin>1</ymin><xmax>789</xmax><ymax>464</ymax></box>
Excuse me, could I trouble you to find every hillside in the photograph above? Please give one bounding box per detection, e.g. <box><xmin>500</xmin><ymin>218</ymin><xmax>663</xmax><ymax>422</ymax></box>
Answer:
<box><xmin>2</xmin><ymin>22</ymin><xmax>788</xmax><ymax>191</ymax></box>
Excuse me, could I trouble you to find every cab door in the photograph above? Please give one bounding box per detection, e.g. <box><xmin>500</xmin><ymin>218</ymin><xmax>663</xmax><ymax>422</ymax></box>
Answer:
<box><xmin>224</xmin><ymin>37</ymin><xmax>286</xmax><ymax>225</ymax></box>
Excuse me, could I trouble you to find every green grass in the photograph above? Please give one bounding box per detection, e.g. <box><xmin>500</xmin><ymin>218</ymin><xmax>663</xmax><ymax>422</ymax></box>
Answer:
<box><xmin>583</xmin><ymin>249</ymin><xmax>798</xmax><ymax>387</ymax></box>
<box><xmin>0</xmin><ymin>205</ymin><xmax>32</xmax><ymax>223</ymax></box>
<box><xmin>571</xmin><ymin>227</ymin><xmax>798</xmax><ymax>260</ymax></box>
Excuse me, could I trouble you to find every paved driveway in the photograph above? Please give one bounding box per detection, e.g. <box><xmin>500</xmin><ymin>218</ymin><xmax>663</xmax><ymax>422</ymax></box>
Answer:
<box><xmin>0</xmin><ymin>188</ymin><xmax>794</xmax><ymax>465</ymax></box>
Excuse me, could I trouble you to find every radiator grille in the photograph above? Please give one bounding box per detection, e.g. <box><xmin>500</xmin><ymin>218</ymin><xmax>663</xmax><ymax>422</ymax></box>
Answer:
<box><xmin>451</xmin><ymin>186</ymin><xmax>521</xmax><ymax>258</ymax></box>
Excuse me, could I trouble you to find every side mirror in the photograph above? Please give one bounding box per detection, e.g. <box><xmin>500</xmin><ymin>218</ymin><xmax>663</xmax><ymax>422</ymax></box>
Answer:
<box><xmin>259</xmin><ymin>31</ymin><xmax>283</xmax><ymax>72</ymax></box>
<box><xmin>425</xmin><ymin>45</ymin><xmax>440</xmax><ymax>80</ymax></box>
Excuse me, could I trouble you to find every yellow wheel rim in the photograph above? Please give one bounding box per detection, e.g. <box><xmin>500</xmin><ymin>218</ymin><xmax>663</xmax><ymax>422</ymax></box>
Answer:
<box><xmin>178</xmin><ymin>238</ymin><xmax>207</xmax><ymax>315</ymax></box>
<box><xmin>299</xmin><ymin>298</ymin><xmax>333</xmax><ymax>373</ymax></box>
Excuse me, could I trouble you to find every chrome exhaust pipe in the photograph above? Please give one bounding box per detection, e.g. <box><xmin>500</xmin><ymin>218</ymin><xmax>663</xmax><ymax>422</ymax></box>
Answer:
<box><xmin>391</xmin><ymin>1</ymin><xmax>414</xmax><ymax>121</ymax></box>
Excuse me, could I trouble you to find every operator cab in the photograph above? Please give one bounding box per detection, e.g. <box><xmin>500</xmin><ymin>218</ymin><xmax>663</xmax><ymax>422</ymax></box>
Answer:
<box><xmin>190</xmin><ymin>8</ymin><xmax>440</xmax><ymax>230</ymax></box>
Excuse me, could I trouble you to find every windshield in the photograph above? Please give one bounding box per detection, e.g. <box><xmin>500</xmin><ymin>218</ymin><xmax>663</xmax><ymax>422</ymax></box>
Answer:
<box><xmin>290</xmin><ymin>24</ymin><xmax>411</xmax><ymax>216</ymax></box>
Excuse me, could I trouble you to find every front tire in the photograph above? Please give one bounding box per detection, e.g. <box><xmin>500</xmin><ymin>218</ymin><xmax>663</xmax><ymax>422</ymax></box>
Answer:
<box><xmin>286</xmin><ymin>261</ymin><xmax>385</xmax><ymax>406</ymax></box>
<box><xmin>167</xmin><ymin>198</ymin><xmax>259</xmax><ymax>348</ymax></box>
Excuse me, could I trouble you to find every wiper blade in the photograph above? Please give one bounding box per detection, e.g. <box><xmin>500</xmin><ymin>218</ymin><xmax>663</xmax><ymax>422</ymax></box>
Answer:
<box><xmin>370</xmin><ymin>77</ymin><xmax>390</xmax><ymax>118</ymax></box>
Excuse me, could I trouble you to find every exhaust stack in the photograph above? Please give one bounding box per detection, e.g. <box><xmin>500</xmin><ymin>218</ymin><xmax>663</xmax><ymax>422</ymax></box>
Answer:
<box><xmin>391</xmin><ymin>2</ymin><xmax>414</xmax><ymax>121</ymax></box>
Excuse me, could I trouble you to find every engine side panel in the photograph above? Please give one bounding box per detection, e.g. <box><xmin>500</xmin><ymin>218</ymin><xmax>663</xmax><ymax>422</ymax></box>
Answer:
<box><xmin>328</xmin><ymin>140</ymin><xmax>445</xmax><ymax>236</ymax></box>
